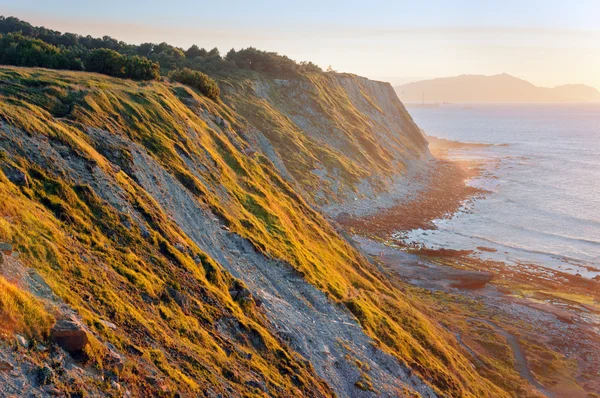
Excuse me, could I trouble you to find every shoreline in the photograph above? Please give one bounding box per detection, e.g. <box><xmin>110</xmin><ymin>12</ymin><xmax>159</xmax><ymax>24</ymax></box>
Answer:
<box><xmin>335</xmin><ymin>136</ymin><xmax>600</xmax><ymax>397</ymax></box>
<box><xmin>337</xmin><ymin>136</ymin><xmax>488</xmax><ymax>237</ymax></box>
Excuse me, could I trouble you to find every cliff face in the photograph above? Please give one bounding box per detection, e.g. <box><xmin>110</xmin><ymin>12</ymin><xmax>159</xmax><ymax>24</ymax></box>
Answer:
<box><xmin>0</xmin><ymin>67</ymin><xmax>504</xmax><ymax>397</ymax></box>
<box><xmin>220</xmin><ymin>72</ymin><xmax>430</xmax><ymax>209</ymax></box>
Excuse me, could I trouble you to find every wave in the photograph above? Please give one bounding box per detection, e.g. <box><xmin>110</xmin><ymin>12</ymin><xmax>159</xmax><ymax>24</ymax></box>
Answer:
<box><xmin>434</xmin><ymin>229</ymin><xmax>596</xmax><ymax>266</ymax></box>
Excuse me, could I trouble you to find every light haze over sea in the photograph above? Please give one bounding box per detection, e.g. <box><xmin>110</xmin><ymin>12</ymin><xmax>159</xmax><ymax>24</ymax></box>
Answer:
<box><xmin>403</xmin><ymin>103</ymin><xmax>600</xmax><ymax>279</ymax></box>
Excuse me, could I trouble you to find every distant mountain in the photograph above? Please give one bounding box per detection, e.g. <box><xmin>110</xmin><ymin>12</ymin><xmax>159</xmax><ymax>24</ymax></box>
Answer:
<box><xmin>395</xmin><ymin>73</ymin><xmax>600</xmax><ymax>103</ymax></box>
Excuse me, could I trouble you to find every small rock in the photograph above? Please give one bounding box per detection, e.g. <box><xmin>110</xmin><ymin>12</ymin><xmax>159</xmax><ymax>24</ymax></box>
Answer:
<box><xmin>36</xmin><ymin>343</ymin><xmax>48</xmax><ymax>352</ymax></box>
<box><xmin>15</xmin><ymin>334</ymin><xmax>28</xmax><ymax>348</ymax></box>
<box><xmin>99</xmin><ymin>319</ymin><xmax>117</xmax><ymax>330</ymax></box>
<box><xmin>11</xmin><ymin>251</ymin><xmax>19</xmax><ymax>259</ymax></box>
<box><xmin>140</xmin><ymin>225</ymin><xmax>151</xmax><ymax>239</ymax></box>
<box><xmin>0</xmin><ymin>242</ymin><xmax>12</xmax><ymax>255</ymax></box>
<box><xmin>50</xmin><ymin>317</ymin><xmax>89</xmax><ymax>354</ymax></box>
<box><xmin>229</xmin><ymin>290</ymin><xmax>240</xmax><ymax>300</ymax></box>
<box><xmin>0</xmin><ymin>360</ymin><xmax>14</xmax><ymax>371</ymax></box>
<box><xmin>42</xmin><ymin>384</ymin><xmax>63</xmax><ymax>396</ymax></box>
<box><xmin>1</xmin><ymin>165</ymin><xmax>29</xmax><ymax>187</ymax></box>
<box><xmin>111</xmin><ymin>380</ymin><xmax>122</xmax><ymax>391</ymax></box>
<box><xmin>167</xmin><ymin>287</ymin><xmax>191</xmax><ymax>315</ymax></box>
<box><xmin>237</xmin><ymin>288</ymin><xmax>251</xmax><ymax>300</ymax></box>
<box><xmin>174</xmin><ymin>243</ymin><xmax>185</xmax><ymax>252</ymax></box>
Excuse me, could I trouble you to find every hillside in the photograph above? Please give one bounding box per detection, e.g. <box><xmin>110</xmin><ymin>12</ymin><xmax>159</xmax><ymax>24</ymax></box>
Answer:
<box><xmin>0</xmin><ymin>66</ymin><xmax>521</xmax><ymax>397</ymax></box>
<box><xmin>396</xmin><ymin>73</ymin><xmax>600</xmax><ymax>103</ymax></box>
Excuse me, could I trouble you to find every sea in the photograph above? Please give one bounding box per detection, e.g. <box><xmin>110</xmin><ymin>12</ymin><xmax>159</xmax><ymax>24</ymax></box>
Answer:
<box><xmin>401</xmin><ymin>103</ymin><xmax>600</xmax><ymax>279</ymax></box>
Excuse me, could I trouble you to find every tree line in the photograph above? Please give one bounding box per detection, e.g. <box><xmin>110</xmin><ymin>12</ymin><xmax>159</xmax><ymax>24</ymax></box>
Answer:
<box><xmin>0</xmin><ymin>16</ymin><xmax>326</xmax><ymax>99</ymax></box>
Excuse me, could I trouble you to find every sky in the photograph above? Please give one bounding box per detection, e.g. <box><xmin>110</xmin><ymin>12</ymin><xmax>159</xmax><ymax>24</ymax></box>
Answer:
<box><xmin>2</xmin><ymin>0</ymin><xmax>600</xmax><ymax>88</ymax></box>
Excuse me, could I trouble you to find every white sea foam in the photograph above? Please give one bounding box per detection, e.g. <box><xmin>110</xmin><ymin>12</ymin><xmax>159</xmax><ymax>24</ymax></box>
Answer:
<box><xmin>403</xmin><ymin>103</ymin><xmax>600</xmax><ymax>279</ymax></box>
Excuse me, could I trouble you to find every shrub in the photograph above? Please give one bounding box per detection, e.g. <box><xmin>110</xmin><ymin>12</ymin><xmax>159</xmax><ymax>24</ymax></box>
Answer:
<box><xmin>125</xmin><ymin>55</ymin><xmax>160</xmax><ymax>80</ymax></box>
<box><xmin>168</xmin><ymin>68</ymin><xmax>220</xmax><ymax>101</ymax></box>
<box><xmin>85</xmin><ymin>48</ymin><xmax>159</xmax><ymax>80</ymax></box>
<box><xmin>85</xmin><ymin>48</ymin><xmax>126</xmax><ymax>77</ymax></box>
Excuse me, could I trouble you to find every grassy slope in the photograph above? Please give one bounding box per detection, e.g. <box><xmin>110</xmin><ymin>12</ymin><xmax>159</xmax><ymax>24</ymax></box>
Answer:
<box><xmin>0</xmin><ymin>67</ymin><xmax>508</xmax><ymax>397</ymax></box>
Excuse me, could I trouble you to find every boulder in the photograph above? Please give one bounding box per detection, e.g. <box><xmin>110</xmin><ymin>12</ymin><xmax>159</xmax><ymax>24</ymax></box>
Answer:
<box><xmin>0</xmin><ymin>242</ymin><xmax>12</xmax><ymax>255</ymax></box>
<box><xmin>1</xmin><ymin>165</ymin><xmax>28</xmax><ymax>187</ymax></box>
<box><xmin>15</xmin><ymin>334</ymin><xmax>28</xmax><ymax>348</ymax></box>
<box><xmin>50</xmin><ymin>318</ymin><xmax>89</xmax><ymax>354</ymax></box>
<box><xmin>0</xmin><ymin>360</ymin><xmax>14</xmax><ymax>371</ymax></box>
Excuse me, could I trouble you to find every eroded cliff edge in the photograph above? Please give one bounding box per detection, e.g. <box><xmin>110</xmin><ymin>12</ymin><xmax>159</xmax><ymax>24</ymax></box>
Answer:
<box><xmin>0</xmin><ymin>67</ymin><xmax>505</xmax><ymax>397</ymax></box>
<box><xmin>220</xmin><ymin>72</ymin><xmax>432</xmax><ymax>214</ymax></box>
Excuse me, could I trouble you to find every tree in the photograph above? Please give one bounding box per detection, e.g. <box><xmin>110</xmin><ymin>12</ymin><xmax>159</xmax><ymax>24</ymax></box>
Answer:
<box><xmin>137</xmin><ymin>42</ymin><xmax>154</xmax><ymax>57</ymax></box>
<box><xmin>185</xmin><ymin>44</ymin><xmax>207</xmax><ymax>59</ymax></box>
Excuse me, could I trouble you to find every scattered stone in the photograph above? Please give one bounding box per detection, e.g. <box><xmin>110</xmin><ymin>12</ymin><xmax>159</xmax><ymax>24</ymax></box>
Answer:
<box><xmin>111</xmin><ymin>380</ymin><xmax>122</xmax><ymax>391</ymax></box>
<box><xmin>1</xmin><ymin>164</ymin><xmax>29</xmax><ymax>187</ymax></box>
<box><xmin>36</xmin><ymin>343</ymin><xmax>48</xmax><ymax>352</ymax></box>
<box><xmin>105</xmin><ymin>349</ymin><xmax>125</xmax><ymax>373</ymax></box>
<box><xmin>167</xmin><ymin>287</ymin><xmax>191</xmax><ymax>315</ymax></box>
<box><xmin>99</xmin><ymin>320</ymin><xmax>117</xmax><ymax>330</ymax></box>
<box><xmin>245</xmin><ymin>380</ymin><xmax>267</xmax><ymax>392</ymax></box>
<box><xmin>50</xmin><ymin>317</ymin><xmax>89</xmax><ymax>354</ymax></box>
<box><xmin>230</xmin><ymin>288</ymin><xmax>252</xmax><ymax>302</ymax></box>
<box><xmin>11</xmin><ymin>251</ymin><xmax>19</xmax><ymax>259</ymax></box>
<box><xmin>0</xmin><ymin>242</ymin><xmax>12</xmax><ymax>255</ymax></box>
<box><xmin>174</xmin><ymin>243</ymin><xmax>185</xmax><ymax>252</ymax></box>
<box><xmin>42</xmin><ymin>384</ymin><xmax>63</xmax><ymax>396</ymax></box>
<box><xmin>15</xmin><ymin>334</ymin><xmax>29</xmax><ymax>348</ymax></box>
<box><xmin>140</xmin><ymin>225</ymin><xmax>151</xmax><ymax>239</ymax></box>
<box><xmin>336</xmin><ymin>212</ymin><xmax>353</xmax><ymax>223</ymax></box>
<box><xmin>243</xmin><ymin>147</ymin><xmax>256</xmax><ymax>157</ymax></box>
<box><xmin>0</xmin><ymin>360</ymin><xmax>14</xmax><ymax>371</ymax></box>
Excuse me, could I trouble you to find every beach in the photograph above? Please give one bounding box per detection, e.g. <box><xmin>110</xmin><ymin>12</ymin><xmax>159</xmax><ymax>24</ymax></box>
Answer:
<box><xmin>336</xmin><ymin>136</ymin><xmax>600</xmax><ymax>397</ymax></box>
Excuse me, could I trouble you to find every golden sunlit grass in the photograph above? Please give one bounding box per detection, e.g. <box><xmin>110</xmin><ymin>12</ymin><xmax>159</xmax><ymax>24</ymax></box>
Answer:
<box><xmin>0</xmin><ymin>66</ymin><xmax>510</xmax><ymax>396</ymax></box>
<box><xmin>0</xmin><ymin>276</ymin><xmax>54</xmax><ymax>340</ymax></box>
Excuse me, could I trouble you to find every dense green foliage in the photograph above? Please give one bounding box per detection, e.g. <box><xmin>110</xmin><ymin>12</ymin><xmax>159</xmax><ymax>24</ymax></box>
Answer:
<box><xmin>226</xmin><ymin>47</ymin><xmax>322</xmax><ymax>75</ymax></box>
<box><xmin>0</xmin><ymin>32</ymin><xmax>159</xmax><ymax>80</ymax></box>
<box><xmin>0</xmin><ymin>15</ymin><xmax>323</xmax><ymax>79</ymax></box>
<box><xmin>168</xmin><ymin>68</ymin><xmax>220</xmax><ymax>101</ymax></box>
<box><xmin>0</xmin><ymin>33</ymin><xmax>83</xmax><ymax>70</ymax></box>
<box><xmin>85</xmin><ymin>48</ymin><xmax>160</xmax><ymax>80</ymax></box>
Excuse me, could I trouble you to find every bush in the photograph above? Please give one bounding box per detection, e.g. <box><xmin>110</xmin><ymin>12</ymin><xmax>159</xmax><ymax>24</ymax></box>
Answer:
<box><xmin>125</xmin><ymin>55</ymin><xmax>160</xmax><ymax>80</ymax></box>
<box><xmin>168</xmin><ymin>68</ymin><xmax>220</xmax><ymax>101</ymax></box>
<box><xmin>85</xmin><ymin>48</ymin><xmax>159</xmax><ymax>80</ymax></box>
<box><xmin>85</xmin><ymin>48</ymin><xmax>125</xmax><ymax>77</ymax></box>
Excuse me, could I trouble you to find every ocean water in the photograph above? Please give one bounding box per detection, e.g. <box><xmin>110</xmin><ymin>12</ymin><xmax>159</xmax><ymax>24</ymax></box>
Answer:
<box><xmin>402</xmin><ymin>103</ymin><xmax>600</xmax><ymax>279</ymax></box>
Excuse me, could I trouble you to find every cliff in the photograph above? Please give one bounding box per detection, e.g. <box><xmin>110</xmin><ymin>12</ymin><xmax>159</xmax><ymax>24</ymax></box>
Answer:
<box><xmin>220</xmin><ymin>72</ymin><xmax>431</xmax><ymax>210</ymax></box>
<box><xmin>0</xmin><ymin>67</ymin><xmax>506</xmax><ymax>397</ymax></box>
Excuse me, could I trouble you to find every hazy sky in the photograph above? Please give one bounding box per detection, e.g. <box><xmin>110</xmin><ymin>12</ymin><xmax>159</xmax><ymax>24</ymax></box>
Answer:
<box><xmin>2</xmin><ymin>0</ymin><xmax>600</xmax><ymax>88</ymax></box>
